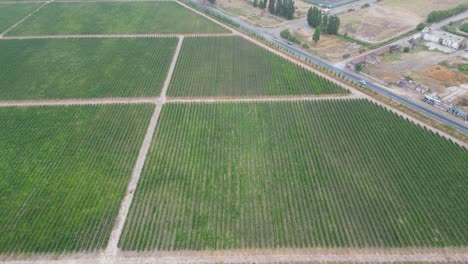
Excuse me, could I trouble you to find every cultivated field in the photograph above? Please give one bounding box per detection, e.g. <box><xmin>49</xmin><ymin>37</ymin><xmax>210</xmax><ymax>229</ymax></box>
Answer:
<box><xmin>168</xmin><ymin>36</ymin><xmax>347</xmax><ymax>97</ymax></box>
<box><xmin>0</xmin><ymin>3</ymin><xmax>40</xmax><ymax>33</ymax></box>
<box><xmin>119</xmin><ymin>101</ymin><xmax>467</xmax><ymax>251</ymax></box>
<box><xmin>0</xmin><ymin>38</ymin><xmax>177</xmax><ymax>100</ymax></box>
<box><xmin>0</xmin><ymin>104</ymin><xmax>154</xmax><ymax>254</ymax></box>
<box><xmin>7</xmin><ymin>2</ymin><xmax>229</xmax><ymax>36</ymax></box>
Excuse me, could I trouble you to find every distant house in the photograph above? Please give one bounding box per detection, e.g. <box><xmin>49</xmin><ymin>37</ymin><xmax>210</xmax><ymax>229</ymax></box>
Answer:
<box><xmin>421</xmin><ymin>28</ymin><xmax>467</xmax><ymax>50</ymax></box>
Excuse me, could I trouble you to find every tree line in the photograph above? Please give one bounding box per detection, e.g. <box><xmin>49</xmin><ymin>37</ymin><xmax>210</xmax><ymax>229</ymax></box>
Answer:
<box><xmin>427</xmin><ymin>4</ymin><xmax>468</xmax><ymax>23</ymax></box>
<box><xmin>251</xmin><ymin>0</ymin><xmax>295</xmax><ymax>20</ymax></box>
<box><xmin>269</xmin><ymin>0</ymin><xmax>295</xmax><ymax>20</ymax></box>
<box><xmin>307</xmin><ymin>6</ymin><xmax>340</xmax><ymax>44</ymax></box>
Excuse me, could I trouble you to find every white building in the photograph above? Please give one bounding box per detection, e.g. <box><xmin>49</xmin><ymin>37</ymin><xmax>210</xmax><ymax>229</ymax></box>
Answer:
<box><xmin>421</xmin><ymin>28</ymin><xmax>466</xmax><ymax>50</ymax></box>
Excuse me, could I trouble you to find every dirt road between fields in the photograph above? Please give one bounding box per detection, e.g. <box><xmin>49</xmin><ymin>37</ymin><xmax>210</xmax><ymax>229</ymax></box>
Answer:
<box><xmin>1</xmin><ymin>33</ymin><xmax>234</xmax><ymax>39</ymax></box>
<box><xmin>2</xmin><ymin>247</ymin><xmax>467</xmax><ymax>263</ymax></box>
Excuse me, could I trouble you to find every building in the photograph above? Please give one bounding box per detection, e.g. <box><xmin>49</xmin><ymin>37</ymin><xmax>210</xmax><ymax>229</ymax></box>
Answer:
<box><xmin>421</xmin><ymin>28</ymin><xmax>467</xmax><ymax>50</ymax></box>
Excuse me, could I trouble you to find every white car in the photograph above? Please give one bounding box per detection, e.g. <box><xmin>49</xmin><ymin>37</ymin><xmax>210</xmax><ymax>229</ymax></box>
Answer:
<box><xmin>359</xmin><ymin>79</ymin><xmax>367</xmax><ymax>85</ymax></box>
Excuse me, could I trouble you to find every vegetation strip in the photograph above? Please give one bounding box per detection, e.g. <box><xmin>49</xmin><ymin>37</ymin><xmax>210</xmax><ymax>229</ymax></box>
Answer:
<box><xmin>1</xmin><ymin>33</ymin><xmax>234</xmax><ymax>39</ymax></box>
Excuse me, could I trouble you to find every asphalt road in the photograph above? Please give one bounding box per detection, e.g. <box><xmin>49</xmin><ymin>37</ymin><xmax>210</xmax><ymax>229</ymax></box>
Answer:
<box><xmin>189</xmin><ymin>0</ymin><xmax>468</xmax><ymax>135</ymax></box>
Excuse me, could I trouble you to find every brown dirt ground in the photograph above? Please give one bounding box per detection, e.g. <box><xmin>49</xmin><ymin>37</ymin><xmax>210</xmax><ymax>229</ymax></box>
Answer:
<box><xmin>293</xmin><ymin>27</ymin><xmax>362</xmax><ymax>62</ymax></box>
<box><xmin>339</xmin><ymin>0</ymin><xmax>467</xmax><ymax>43</ymax></box>
<box><xmin>216</xmin><ymin>0</ymin><xmax>311</xmax><ymax>27</ymax></box>
<box><xmin>365</xmin><ymin>47</ymin><xmax>467</xmax><ymax>92</ymax></box>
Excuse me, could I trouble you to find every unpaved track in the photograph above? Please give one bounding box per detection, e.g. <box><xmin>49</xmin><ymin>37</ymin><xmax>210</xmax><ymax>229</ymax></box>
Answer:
<box><xmin>104</xmin><ymin>36</ymin><xmax>184</xmax><ymax>256</ymax></box>
<box><xmin>103</xmin><ymin>103</ymin><xmax>162</xmax><ymax>257</ymax></box>
<box><xmin>2</xmin><ymin>33</ymin><xmax>233</xmax><ymax>39</ymax></box>
<box><xmin>167</xmin><ymin>94</ymin><xmax>362</xmax><ymax>103</ymax></box>
<box><xmin>0</xmin><ymin>98</ymin><xmax>158</xmax><ymax>107</ymax></box>
<box><xmin>3</xmin><ymin>247</ymin><xmax>468</xmax><ymax>263</ymax></box>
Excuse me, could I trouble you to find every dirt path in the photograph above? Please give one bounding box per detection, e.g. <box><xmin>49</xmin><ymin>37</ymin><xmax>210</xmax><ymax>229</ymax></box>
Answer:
<box><xmin>160</xmin><ymin>36</ymin><xmax>183</xmax><ymax>101</ymax></box>
<box><xmin>104</xmin><ymin>35</ymin><xmax>184</xmax><ymax>257</ymax></box>
<box><xmin>2</xmin><ymin>33</ymin><xmax>233</xmax><ymax>39</ymax></box>
<box><xmin>167</xmin><ymin>94</ymin><xmax>362</xmax><ymax>103</ymax></box>
<box><xmin>3</xmin><ymin>247</ymin><xmax>467</xmax><ymax>263</ymax></box>
<box><xmin>0</xmin><ymin>98</ymin><xmax>158</xmax><ymax>107</ymax></box>
<box><xmin>104</xmin><ymin>103</ymin><xmax>162</xmax><ymax>256</ymax></box>
<box><xmin>0</xmin><ymin>1</ymin><xmax>51</xmax><ymax>37</ymax></box>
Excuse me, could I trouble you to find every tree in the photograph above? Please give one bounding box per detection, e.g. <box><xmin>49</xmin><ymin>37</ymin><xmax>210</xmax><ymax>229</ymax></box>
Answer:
<box><xmin>326</xmin><ymin>16</ymin><xmax>340</xmax><ymax>35</ymax></box>
<box><xmin>259</xmin><ymin>0</ymin><xmax>267</xmax><ymax>9</ymax></box>
<box><xmin>416</xmin><ymin>23</ymin><xmax>427</xmax><ymax>31</ymax></box>
<box><xmin>307</xmin><ymin>7</ymin><xmax>321</xmax><ymax>28</ymax></box>
<box><xmin>269</xmin><ymin>0</ymin><xmax>276</xmax><ymax>14</ymax></box>
<box><xmin>313</xmin><ymin>27</ymin><xmax>321</xmax><ymax>44</ymax></box>
<box><xmin>355</xmin><ymin>63</ymin><xmax>362</xmax><ymax>72</ymax></box>
<box><xmin>208</xmin><ymin>0</ymin><xmax>216</xmax><ymax>4</ymax></box>
<box><xmin>253</xmin><ymin>0</ymin><xmax>258</xmax><ymax>7</ymax></box>
<box><xmin>321</xmin><ymin>15</ymin><xmax>328</xmax><ymax>32</ymax></box>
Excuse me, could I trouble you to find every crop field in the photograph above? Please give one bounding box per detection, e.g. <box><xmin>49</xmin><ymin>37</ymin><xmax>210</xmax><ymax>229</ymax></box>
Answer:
<box><xmin>119</xmin><ymin>100</ymin><xmax>467</xmax><ymax>251</ymax></box>
<box><xmin>6</xmin><ymin>2</ymin><xmax>229</xmax><ymax>36</ymax></box>
<box><xmin>0</xmin><ymin>3</ymin><xmax>40</xmax><ymax>33</ymax></box>
<box><xmin>0</xmin><ymin>38</ymin><xmax>177</xmax><ymax>100</ymax></box>
<box><xmin>0</xmin><ymin>104</ymin><xmax>154</xmax><ymax>253</ymax></box>
<box><xmin>168</xmin><ymin>37</ymin><xmax>347</xmax><ymax>97</ymax></box>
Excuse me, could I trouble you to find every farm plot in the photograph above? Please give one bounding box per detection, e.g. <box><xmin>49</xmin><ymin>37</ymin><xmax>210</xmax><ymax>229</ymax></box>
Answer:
<box><xmin>119</xmin><ymin>101</ymin><xmax>467</xmax><ymax>251</ymax></box>
<box><xmin>0</xmin><ymin>38</ymin><xmax>177</xmax><ymax>100</ymax></box>
<box><xmin>168</xmin><ymin>37</ymin><xmax>347</xmax><ymax>97</ymax></box>
<box><xmin>0</xmin><ymin>104</ymin><xmax>154</xmax><ymax>254</ymax></box>
<box><xmin>0</xmin><ymin>3</ymin><xmax>41</xmax><ymax>33</ymax></box>
<box><xmin>6</xmin><ymin>2</ymin><xmax>229</xmax><ymax>36</ymax></box>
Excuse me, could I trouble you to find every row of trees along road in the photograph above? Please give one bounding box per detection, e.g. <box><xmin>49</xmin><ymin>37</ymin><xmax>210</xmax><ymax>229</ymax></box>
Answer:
<box><xmin>269</xmin><ymin>0</ymin><xmax>295</xmax><ymax>20</ymax></box>
<box><xmin>307</xmin><ymin>6</ymin><xmax>340</xmax><ymax>43</ymax></box>
<box><xmin>253</xmin><ymin>0</ymin><xmax>267</xmax><ymax>9</ymax></box>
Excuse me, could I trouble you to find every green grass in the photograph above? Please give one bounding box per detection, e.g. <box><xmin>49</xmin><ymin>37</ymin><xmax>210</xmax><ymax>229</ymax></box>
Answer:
<box><xmin>0</xmin><ymin>3</ymin><xmax>40</xmax><ymax>33</ymax></box>
<box><xmin>0</xmin><ymin>104</ymin><xmax>154</xmax><ymax>254</ymax></box>
<box><xmin>0</xmin><ymin>38</ymin><xmax>177</xmax><ymax>100</ymax></box>
<box><xmin>7</xmin><ymin>2</ymin><xmax>229</xmax><ymax>35</ymax></box>
<box><xmin>119</xmin><ymin>100</ymin><xmax>467</xmax><ymax>250</ymax></box>
<box><xmin>168</xmin><ymin>37</ymin><xmax>347</xmax><ymax>97</ymax></box>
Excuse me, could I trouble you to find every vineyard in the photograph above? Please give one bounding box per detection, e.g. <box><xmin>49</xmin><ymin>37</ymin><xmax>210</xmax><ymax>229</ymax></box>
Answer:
<box><xmin>0</xmin><ymin>38</ymin><xmax>177</xmax><ymax>100</ymax></box>
<box><xmin>0</xmin><ymin>104</ymin><xmax>154</xmax><ymax>254</ymax></box>
<box><xmin>0</xmin><ymin>3</ymin><xmax>40</xmax><ymax>33</ymax></box>
<box><xmin>168</xmin><ymin>37</ymin><xmax>347</xmax><ymax>97</ymax></box>
<box><xmin>119</xmin><ymin>100</ymin><xmax>467</xmax><ymax>251</ymax></box>
<box><xmin>6</xmin><ymin>2</ymin><xmax>228</xmax><ymax>36</ymax></box>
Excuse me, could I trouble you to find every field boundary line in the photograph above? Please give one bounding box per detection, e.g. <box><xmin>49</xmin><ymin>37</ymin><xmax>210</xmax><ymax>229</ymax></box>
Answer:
<box><xmin>0</xmin><ymin>0</ymin><xmax>51</xmax><ymax>37</ymax></box>
<box><xmin>2</xmin><ymin>247</ymin><xmax>468</xmax><ymax>263</ymax></box>
<box><xmin>0</xmin><ymin>98</ymin><xmax>158</xmax><ymax>107</ymax></box>
<box><xmin>160</xmin><ymin>36</ymin><xmax>184</xmax><ymax>101</ymax></box>
<box><xmin>104</xmin><ymin>35</ymin><xmax>184</xmax><ymax>257</ymax></box>
<box><xmin>167</xmin><ymin>94</ymin><xmax>363</xmax><ymax>103</ymax></box>
<box><xmin>103</xmin><ymin>103</ymin><xmax>163</xmax><ymax>257</ymax></box>
<box><xmin>0</xmin><ymin>1</ymin><xmax>46</xmax><ymax>4</ymax></box>
<box><xmin>2</xmin><ymin>33</ymin><xmax>233</xmax><ymax>39</ymax></box>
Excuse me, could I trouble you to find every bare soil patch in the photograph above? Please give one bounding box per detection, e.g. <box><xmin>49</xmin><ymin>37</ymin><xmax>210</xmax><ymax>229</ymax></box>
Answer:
<box><xmin>365</xmin><ymin>47</ymin><xmax>466</xmax><ymax>91</ymax></box>
<box><xmin>340</xmin><ymin>0</ymin><xmax>467</xmax><ymax>43</ymax></box>
<box><xmin>293</xmin><ymin>27</ymin><xmax>362</xmax><ymax>62</ymax></box>
<box><xmin>216</xmin><ymin>0</ymin><xmax>311</xmax><ymax>27</ymax></box>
